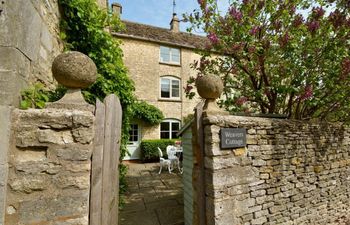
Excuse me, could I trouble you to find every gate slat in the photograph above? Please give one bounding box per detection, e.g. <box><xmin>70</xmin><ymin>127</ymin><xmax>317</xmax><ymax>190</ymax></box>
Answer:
<box><xmin>90</xmin><ymin>94</ymin><xmax>122</xmax><ymax>225</ymax></box>
<box><xmin>90</xmin><ymin>99</ymin><xmax>105</xmax><ymax>225</ymax></box>
<box><xmin>109</xmin><ymin>96</ymin><xmax>122</xmax><ymax>225</ymax></box>
<box><xmin>102</xmin><ymin>94</ymin><xmax>122</xmax><ymax>225</ymax></box>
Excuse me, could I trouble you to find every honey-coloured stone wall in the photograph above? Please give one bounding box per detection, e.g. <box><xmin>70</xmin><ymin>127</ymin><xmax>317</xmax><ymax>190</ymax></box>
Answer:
<box><xmin>117</xmin><ymin>37</ymin><xmax>202</xmax><ymax>139</ymax></box>
<box><xmin>203</xmin><ymin>115</ymin><xmax>350</xmax><ymax>225</ymax></box>
<box><xmin>4</xmin><ymin>108</ymin><xmax>94</xmax><ymax>225</ymax></box>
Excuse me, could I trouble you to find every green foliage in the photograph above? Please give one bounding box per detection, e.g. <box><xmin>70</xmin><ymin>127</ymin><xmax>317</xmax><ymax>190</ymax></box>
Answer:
<box><xmin>20</xmin><ymin>83</ymin><xmax>49</xmax><ymax>109</ymax></box>
<box><xmin>118</xmin><ymin>163</ymin><xmax>128</xmax><ymax>207</ymax></box>
<box><xmin>20</xmin><ymin>83</ymin><xmax>67</xmax><ymax>110</ymax></box>
<box><xmin>58</xmin><ymin>0</ymin><xmax>135</xmax><ymax>159</ymax></box>
<box><xmin>130</xmin><ymin>101</ymin><xmax>164</xmax><ymax>125</ymax></box>
<box><xmin>140</xmin><ymin>139</ymin><xmax>179</xmax><ymax>162</ymax></box>
<box><xmin>185</xmin><ymin>0</ymin><xmax>350</xmax><ymax>122</ymax></box>
<box><xmin>58</xmin><ymin>0</ymin><xmax>135</xmax><ymax>205</ymax></box>
<box><xmin>48</xmin><ymin>85</ymin><xmax>67</xmax><ymax>102</ymax></box>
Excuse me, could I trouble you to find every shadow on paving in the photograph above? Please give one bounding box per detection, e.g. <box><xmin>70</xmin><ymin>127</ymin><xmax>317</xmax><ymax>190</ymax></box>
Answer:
<box><xmin>119</xmin><ymin>161</ymin><xmax>184</xmax><ymax>225</ymax></box>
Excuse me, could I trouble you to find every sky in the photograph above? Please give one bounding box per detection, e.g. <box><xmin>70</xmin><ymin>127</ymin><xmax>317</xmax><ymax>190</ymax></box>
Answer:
<box><xmin>109</xmin><ymin>0</ymin><xmax>230</xmax><ymax>33</ymax></box>
<box><xmin>108</xmin><ymin>1</ymin><xmax>335</xmax><ymax>33</ymax></box>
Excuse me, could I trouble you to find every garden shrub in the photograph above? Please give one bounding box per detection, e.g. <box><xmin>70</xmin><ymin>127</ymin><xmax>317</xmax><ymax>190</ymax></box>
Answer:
<box><xmin>140</xmin><ymin>139</ymin><xmax>179</xmax><ymax>162</ymax></box>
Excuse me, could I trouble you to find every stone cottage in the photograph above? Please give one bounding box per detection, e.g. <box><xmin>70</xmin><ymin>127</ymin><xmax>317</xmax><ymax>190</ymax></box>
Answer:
<box><xmin>111</xmin><ymin>3</ymin><xmax>208</xmax><ymax>160</ymax></box>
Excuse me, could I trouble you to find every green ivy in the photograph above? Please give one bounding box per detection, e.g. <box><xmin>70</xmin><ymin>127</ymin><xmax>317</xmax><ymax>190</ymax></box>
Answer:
<box><xmin>130</xmin><ymin>101</ymin><xmax>164</xmax><ymax>125</ymax></box>
<box><xmin>58</xmin><ymin>0</ymin><xmax>135</xmax><ymax>204</ymax></box>
<box><xmin>58</xmin><ymin>0</ymin><xmax>167</xmax><ymax>206</ymax></box>
<box><xmin>58</xmin><ymin>0</ymin><xmax>134</xmax><ymax>157</ymax></box>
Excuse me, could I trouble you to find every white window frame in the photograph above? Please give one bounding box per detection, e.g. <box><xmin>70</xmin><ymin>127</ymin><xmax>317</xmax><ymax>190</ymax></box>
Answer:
<box><xmin>160</xmin><ymin>119</ymin><xmax>181</xmax><ymax>139</ymax></box>
<box><xmin>160</xmin><ymin>46</ymin><xmax>181</xmax><ymax>64</ymax></box>
<box><xmin>128</xmin><ymin>123</ymin><xmax>140</xmax><ymax>143</ymax></box>
<box><xmin>160</xmin><ymin>76</ymin><xmax>181</xmax><ymax>100</ymax></box>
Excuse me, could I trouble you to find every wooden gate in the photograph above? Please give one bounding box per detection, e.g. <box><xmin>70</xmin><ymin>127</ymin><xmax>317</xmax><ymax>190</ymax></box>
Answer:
<box><xmin>90</xmin><ymin>94</ymin><xmax>122</xmax><ymax>225</ymax></box>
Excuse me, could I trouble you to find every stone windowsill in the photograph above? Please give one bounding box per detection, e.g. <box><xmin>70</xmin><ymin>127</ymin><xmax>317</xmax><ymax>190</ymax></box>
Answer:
<box><xmin>159</xmin><ymin>61</ymin><xmax>181</xmax><ymax>67</ymax></box>
<box><xmin>158</xmin><ymin>98</ymin><xmax>182</xmax><ymax>102</ymax></box>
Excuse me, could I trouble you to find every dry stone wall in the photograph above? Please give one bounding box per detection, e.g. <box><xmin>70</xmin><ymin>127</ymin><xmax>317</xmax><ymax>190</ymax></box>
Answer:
<box><xmin>4</xmin><ymin>107</ymin><xmax>94</xmax><ymax>225</ymax></box>
<box><xmin>203</xmin><ymin>115</ymin><xmax>350</xmax><ymax>225</ymax></box>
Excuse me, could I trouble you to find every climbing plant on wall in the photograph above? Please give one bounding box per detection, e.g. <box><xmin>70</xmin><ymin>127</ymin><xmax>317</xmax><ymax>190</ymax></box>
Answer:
<box><xmin>130</xmin><ymin>101</ymin><xmax>164</xmax><ymax>125</ymax></box>
<box><xmin>59</xmin><ymin>0</ymin><xmax>135</xmax><ymax>161</ymax></box>
<box><xmin>58</xmin><ymin>0</ymin><xmax>135</xmax><ymax>202</ymax></box>
<box><xmin>58</xmin><ymin>0</ymin><xmax>165</xmax><ymax>202</ymax></box>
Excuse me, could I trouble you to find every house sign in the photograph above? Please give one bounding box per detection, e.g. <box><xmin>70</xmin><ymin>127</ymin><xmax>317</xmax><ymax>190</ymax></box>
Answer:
<box><xmin>220</xmin><ymin>128</ymin><xmax>246</xmax><ymax>149</ymax></box>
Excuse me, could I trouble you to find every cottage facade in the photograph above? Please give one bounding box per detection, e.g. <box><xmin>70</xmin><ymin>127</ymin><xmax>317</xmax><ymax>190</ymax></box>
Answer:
<box><xmin>112</xmin><ymin>4</ymin><xmax>207</xmax><ymax>159</ymax></box>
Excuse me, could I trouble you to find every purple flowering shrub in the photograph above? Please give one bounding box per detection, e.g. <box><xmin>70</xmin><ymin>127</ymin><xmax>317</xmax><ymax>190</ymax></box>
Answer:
<box><xmin>184</xmin><ymin>0</ymin><xmax>350</xmax><ymax>122</ymax></box>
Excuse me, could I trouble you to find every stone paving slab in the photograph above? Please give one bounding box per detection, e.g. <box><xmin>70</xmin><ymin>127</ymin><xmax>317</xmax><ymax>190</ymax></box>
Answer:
<box><xmin>119</xmin><ymin>210</ymin><xmax>160</xmax><ymax>225</ymax></box>
<box><xmin>156</xmin><ymin>206</ymin><xmax>184</xmax><ymax>225</ymax></box>
<box><xmin>119</xmin><ymin>161</ymin><xmax>184</xmax><ymax>225</ymax></box>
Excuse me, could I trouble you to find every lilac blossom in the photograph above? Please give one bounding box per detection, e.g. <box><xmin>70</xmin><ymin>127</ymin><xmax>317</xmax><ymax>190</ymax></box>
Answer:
<box><xmin>249</xmin><ymin>26</ymin><xmax>259</xmax><ymax>36</ymax></box>
<box><xmin>341</xmin><ymin>58</ymin><xmax>350</xmax><ymax>79</ymax></box>
<box><xmin>185</xmin><ymin>84</ymin><xmax>193</xmax><ymax>92</ymax></box>
<box><xmin>207</xmin><ymin>32</ymin><xmax>219</xmax><ymax>45</ymax></box>
<box><xmin>197</xmin><ymin>0</ymin><xmax>204</xmax><ymax>6</ymax></box>
<box><xmin>236</xmin><ymin>97</ymin><xmax>248</xmax><ymax>105</ymax></box>
<box><xmin>273</xmin><ymin>20</ymin><xmax>282</xmax><ymax>31</ymax></box>
<box><xmin>329</xmin><ymin>10</ymin><xmax>345</xmax><ymax>28</ymax></box>
<box><xmin>301</xmin><ymin>85</ymin><xmax>313</xmax><ymax>100</ymax></box>
<box><xmin>312</xmin><ymin>6</ymin><xmax>325</xmax><ymax>19</ymax></box>
<box><xmin>307</xmin><ymin>20</ymin><xmax>320</xmax><ymax>33</ymax></box>
<box><xmin>231</xmin><ymin>43</ymin><xmax>242</xmax><ymax>51</ymax></box>
<box><xmin>229</xmin><ymin>7</ymin><xmax>243</xmax><ymax>22</ymax></box>
<box><xmin>248</xmin><ymin>46</ymin><xmax>256</xmax><ymax>53</ymax></box>
<box><xmin>279</xmin><ymin>32</ymin><xmax>290</xmax><ymax>47</ymax></box>
<box><xmin>293</xmin><ymin>14</ymin><xmax>304</xmax><ymax>27</ymax></box>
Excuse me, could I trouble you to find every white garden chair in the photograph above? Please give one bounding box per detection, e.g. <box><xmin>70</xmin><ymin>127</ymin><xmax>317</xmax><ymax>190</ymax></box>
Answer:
<box><xmin>158</xmin><ymin>147</ymin><xmax>172</xmax><ymax>174</ymax></box>
<box><xmin>166</xmin><ymin>145</ymin><xmax>182</xmax><ymax>173</ymax></box>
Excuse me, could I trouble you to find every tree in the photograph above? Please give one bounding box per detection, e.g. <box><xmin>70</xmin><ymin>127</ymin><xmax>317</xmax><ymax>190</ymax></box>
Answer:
<box><xmin>185</xmin><ymin>0</ymin><xmax>350</xmax><ymax>122</ymax></box>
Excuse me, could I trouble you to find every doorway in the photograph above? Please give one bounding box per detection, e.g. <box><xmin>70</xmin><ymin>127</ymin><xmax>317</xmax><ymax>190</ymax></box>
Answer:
<box><xmin>124</xmin><ymin>123</ymin><xmax>141</xmax><ymax>160</ymax></box>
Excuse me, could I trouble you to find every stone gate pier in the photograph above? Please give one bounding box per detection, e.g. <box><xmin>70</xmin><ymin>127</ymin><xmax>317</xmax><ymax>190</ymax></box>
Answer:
<box><xmin>3</xmin><ymin>51</ymin><xmax>97</xmax><ymax>225</ymax></box>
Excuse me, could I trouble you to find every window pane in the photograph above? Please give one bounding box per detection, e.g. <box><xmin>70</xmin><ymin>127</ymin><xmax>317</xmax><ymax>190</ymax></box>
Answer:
<box><xmin>160</xmin><ymin>47</ymin><xmax>170</xmax><ymax>62</ymax></box>
<box><xmin>161</xmin><ymin>79</ymin><xmax>170</xmax><ymax>98</ymax></box>
<box><xmin>171</xmin><ymin>122</ymin><xmax>180</xmax><ymax>139</ymax></box>
<box><xmin>172</xmin><ymin>131</ymin><xmax>178</xmax><ymax>139</ymax></box>
<box><xmin>161</xmin><ymin>53</ymin><xmax>170</xmax><ymax>62</ymax></box>
<box><xmin>171</xmin><ymin>48</ymin><xmax>180</xmax><ymax>63</ymax></box>
<box><xmin>161</xmin><ymin>121</ymin><xmax>170</xmax><ymax>139</ymax></box>
<box><xmin>129</xmin><ymin>124</ymin><xmax>138</xmax><ymax>142</ymax></box>
<box><xmin>171</xmin><ymin>122</ymin><xmax>180</xmax><ymax>132</ymax></box>
<box><xmin>161</xmin><ymin>122</ymin><xmax>170</xmax><ymax>131</ymax></box>
<box><xmin>171</xmin><ymin>80</ymin><xmax>180</xmax><ymax>98</ymax></box>
<box><xmin>161</xmin><ymin>131</ymin><xmax>170</xmax><ymax>139</ymax></box>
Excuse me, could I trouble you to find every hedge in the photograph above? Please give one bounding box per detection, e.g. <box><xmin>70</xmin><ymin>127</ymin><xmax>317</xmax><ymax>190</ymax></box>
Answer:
<box><xmin>140</xmin><ymin>139</ymin><xmax>179</xmax><ymax>162</ymax></box>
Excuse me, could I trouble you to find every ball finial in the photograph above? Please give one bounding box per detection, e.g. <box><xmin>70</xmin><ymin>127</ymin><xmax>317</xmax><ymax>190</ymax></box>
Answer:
<box><xmin>195</xmin><ymin>75</ymin><xmax>224</xmax><ymax>99</ymax></box>
<box><xmin>52</xmin><ymin>51</ymin><xmax>97</xmax><ymax>89</ymax></box>
<box><xmin>195</xmin><ymin>75</ymin><xmax>228</xmax><ymax>116</ymax></box>
<box><xmin>48</xmin><ymin>51</ymin><xmax>96</xmax><ymax>111</ymax></box>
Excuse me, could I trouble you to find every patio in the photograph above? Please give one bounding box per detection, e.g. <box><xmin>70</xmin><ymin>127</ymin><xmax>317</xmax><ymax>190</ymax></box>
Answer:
<box><xmin>119</xmin><ymin>161</ymin><xmax>184</xmax><ymax>225</ymax></box>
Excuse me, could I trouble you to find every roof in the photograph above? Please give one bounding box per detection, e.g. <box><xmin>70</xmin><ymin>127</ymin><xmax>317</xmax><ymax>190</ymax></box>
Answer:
<box><xmin>112</xmin><ymin>20</ymin><xmax>209</xmax><ymax>50</ymax></box>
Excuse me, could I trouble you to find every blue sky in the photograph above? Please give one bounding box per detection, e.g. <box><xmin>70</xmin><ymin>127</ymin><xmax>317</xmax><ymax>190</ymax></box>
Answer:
<box><xmin>109</xmin><ymin>0</ymin><xmax>200</xmax><ymax>32</ymax></box>
<box><xmin>109</xmin><ymin>0</ymin><xmax>230</xmax><ymax>33</ymax></box>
